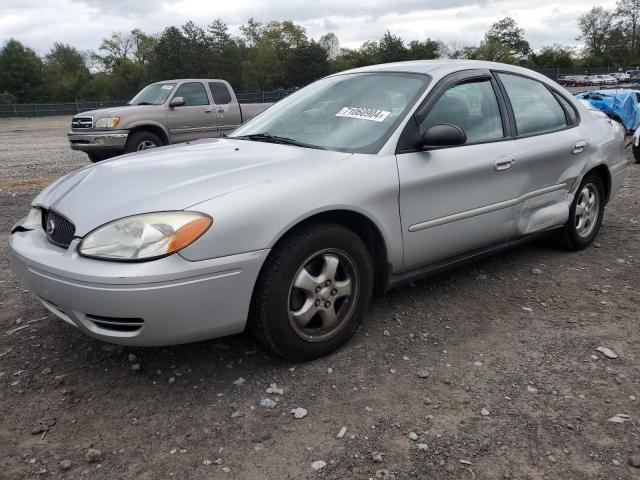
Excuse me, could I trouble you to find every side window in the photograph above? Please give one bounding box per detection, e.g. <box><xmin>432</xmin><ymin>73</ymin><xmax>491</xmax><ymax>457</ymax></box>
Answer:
<box><xmin>498</xmin><ymin>74</ymin><xmax>567</xmax><ymax>136</ymax></box>
<box><xmin>420</xmin><ymin>78</ymin><xmax>504</xmax><ymax>144</ymax></box>
<box><xmin>174</xmin><ymin>82</ymin><xmax>209</xmax><ymax>106</ymax></box>
<box><xmin>553</xmin><ymin>91</ymin><xmax>579</xmax><ymax>125</ymax></box>
<box><xmin>209</xmin><ymin>82</ymin><xmax>232</xmax><ymax>105</ymax></box>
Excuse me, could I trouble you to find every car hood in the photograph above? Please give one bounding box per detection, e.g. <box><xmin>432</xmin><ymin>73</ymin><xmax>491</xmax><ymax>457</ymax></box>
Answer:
<box><xmin>34</xmin><ymin>139</ymin><xmax>352</xmax><ymax>236</ymax></box>
<box><xmin>73</xmin><ymin>104</ymin><xmax>163</xmax><ymax>120</ymax></box>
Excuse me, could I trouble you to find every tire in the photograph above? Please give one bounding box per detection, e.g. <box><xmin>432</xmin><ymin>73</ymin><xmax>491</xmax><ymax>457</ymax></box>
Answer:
<box><xmin>87</xmin><ymin>152</ymin><xmax>107</xmax><ymax>163</ymax></box>
<box><xmin>553</xmin><ymin>172</ymin><xmax>605</xmax><ymax>250</ymax></box>
<box><xmin>249</xmin><ymin>222</ymin><xmax>374</xmax><ymax>361</ymax></box>
<box><xmin>124</xmin><ymin>131</ymin><xmax>163</xmax><ymax>154</ymax></box>
<box><xmin>633</xmin><ymin>143</ymin><xmax>640</xmax><ymax>164</ymax></box>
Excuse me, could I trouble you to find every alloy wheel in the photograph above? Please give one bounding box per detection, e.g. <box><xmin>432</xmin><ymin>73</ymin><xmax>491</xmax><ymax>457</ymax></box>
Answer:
<box><xmin>137</xmin><ymin>140</ymin><xmax>157</xmax><ymax>151</ymax></box>
<box><xmin>288</xmin><ymin>249</ymin><xmax>359</xmax><ymax>342</ymax></box>
<box><xmin>575</xmin><ymin>182</ymin><xmax>600</xmax><ymax>238</ymax></box>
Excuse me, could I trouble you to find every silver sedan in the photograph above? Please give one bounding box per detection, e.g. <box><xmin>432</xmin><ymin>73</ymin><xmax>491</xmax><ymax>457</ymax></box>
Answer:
<box><xmin>10</xmin><ymin>60</ymin><xmax>628</xmax><ymax>361</ymax></box>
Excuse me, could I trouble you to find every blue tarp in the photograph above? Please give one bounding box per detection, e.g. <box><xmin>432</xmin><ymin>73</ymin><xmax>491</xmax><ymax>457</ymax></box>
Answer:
<box><xmin>575</xmin><ymin>89</ymin><xmax>640</xmax><ymax>131</ymax></box>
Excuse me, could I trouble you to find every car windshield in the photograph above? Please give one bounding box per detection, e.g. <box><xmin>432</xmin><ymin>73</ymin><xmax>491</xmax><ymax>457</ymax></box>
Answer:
<box><xmin>230</xmin><ymin>73</ymin><xmax>429</xmax><ymax>154</ymax></box>
<box><xmin>129</xmin><ymin>83</ymin><xmax>177</xmax><ymax>106</ymax></box>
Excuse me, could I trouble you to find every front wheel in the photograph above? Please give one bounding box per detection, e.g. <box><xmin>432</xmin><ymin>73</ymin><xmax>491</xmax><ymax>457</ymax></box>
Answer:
<box><xmin>553</xmin><ymin>173</ymin><xmax>605</xmax><ymax>250</ymax></box>
<box><xmin>124</xmin><ymin>131</ymin><xmax>163</xmax><ymax>154</ymax></box>
<box><xmin>249</xmin><ymin>223</ymin><xmax>374</xmax><ymax>361</ymax></box>
<box><xmin>633</xmin><ymin>143</ymin><xmax>640</xmax><ymax>163</ymax></box>
<box><xmin>86</xmin><ymin>152</ymin><xmax>113</xmax><ymax>163</ymax></box>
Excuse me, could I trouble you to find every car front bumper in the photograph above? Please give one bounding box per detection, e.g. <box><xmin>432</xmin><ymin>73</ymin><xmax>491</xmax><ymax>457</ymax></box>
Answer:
<box><xmin>67</xmin><ymin>130</ymin><xmax>129</xmax><ymax>153</ymax></box>
<box><xmin>9</xmin><ymin>226</ymin><xmax>269</xmax><ymax>346</ymax></box>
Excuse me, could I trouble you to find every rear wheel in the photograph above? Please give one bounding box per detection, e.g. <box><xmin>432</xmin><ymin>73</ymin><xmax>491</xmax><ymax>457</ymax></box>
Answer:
<box><xmin>249</xmin><ymin>223</ymin><xmax>374</xmax><ymax>361</ymax></box>
<box><xmin>553</xmin><ymin>173</ymin><xmax>605</xmax><ymax>250</ymax></box>
<box><xmin>124</xmin><ymin>131</ymin><xmax>163</xmax><ymax>154</ymax></box>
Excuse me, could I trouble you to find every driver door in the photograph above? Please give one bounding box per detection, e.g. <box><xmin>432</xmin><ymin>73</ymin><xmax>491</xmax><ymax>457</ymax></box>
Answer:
<box><xmin>396</xmin><ymin>70</ymin><xmax>520</xmax><ymax>269</ymax></box>
<box><xmin>166</xmin><ymin>82</ymin><xmax>218</xmax><ymax>143</ymax></box>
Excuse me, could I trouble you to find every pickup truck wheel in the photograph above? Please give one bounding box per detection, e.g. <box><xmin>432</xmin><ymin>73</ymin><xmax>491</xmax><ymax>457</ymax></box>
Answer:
<box><xmin>124</xmin><ymin>131</ymin><xmax>163</xmax><ymax>154</ymax></box>
<box><xmin>87</xmin><ymin>152</ymin><xmax>108</xmax><ymax>163</ymax></box>
<box><xmin>249</xmin><ymin>223</ymin><xmax>374</xmax><ymax>361</ymax></box>
<box><xmin>553</xmin><ymin>173</ymin><xmax>605</xmax><ymax>250</ymax></box>
<box><xmin>633</xmin><ymin>143</ymin><xmax>640</xmax><ymax>163</ymax></box>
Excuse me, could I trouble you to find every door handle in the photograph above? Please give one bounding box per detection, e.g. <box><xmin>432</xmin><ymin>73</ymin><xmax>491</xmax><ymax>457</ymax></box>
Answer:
<box><xmin>494</xmin><ymin>157</ymin><xmax>515</xmax><ymax>172</ymax></box>
<box><xmin>573</xmin><ymin>140</ymin><xmax>587</xmax><ymax>154</ymax></box>
<box><xmin>204</xmin><ymin>109</ymin><xmax>212</xmax><ymax>113</ymax></box>
<box><xmin>217</xmin><ymin>108</ymin><xmax>225</xmax><ymax>113</ymax></box>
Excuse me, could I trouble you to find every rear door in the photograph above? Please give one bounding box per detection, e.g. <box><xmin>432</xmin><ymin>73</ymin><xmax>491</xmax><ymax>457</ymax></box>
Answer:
<box><xmin>208</xmin><ymin>81</ymin><xmax>242</xmax><ymax>136</ymax></box>
<box><xmin>166</xmin><ymin>81</ymin><xmax>217</xmax><ymax>143</ymax></box>
<box><xmin>396</xmin><ymin>70</ymin><xmax>520</xmax><ymax>269</ymax></box>
<box><xmin>495</xmin><ymin>72</ymin><xmax>586</xmax><ymax>235</ymax></box>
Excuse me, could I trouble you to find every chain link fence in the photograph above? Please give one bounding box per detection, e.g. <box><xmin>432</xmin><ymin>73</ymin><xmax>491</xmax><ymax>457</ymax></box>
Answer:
<box><xmin>0</xmin><ymin>89</ymin><xmax>297</xmax><ymax>118</ymax></box>
<box><xmin>533</xmin><ymin>65</ymin><xmax>640</xmax><ymax>81</ymax></box>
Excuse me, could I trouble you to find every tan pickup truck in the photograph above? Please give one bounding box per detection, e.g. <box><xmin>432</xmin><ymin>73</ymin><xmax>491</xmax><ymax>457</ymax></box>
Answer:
<box><xmin>68</xmin><ymin>79</ymin><xmax>273</xmax><ymax>162</ymax></box>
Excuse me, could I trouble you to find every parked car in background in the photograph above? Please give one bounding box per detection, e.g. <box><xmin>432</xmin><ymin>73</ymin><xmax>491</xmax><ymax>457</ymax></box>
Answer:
<box><xmin>576</xmin><ymin>89</ymin><xmax>640</xmax><ymax>132</ymax></box>
<box><xmin>11</xmin><ymin>60</ymin><xmax>628</xmax><ymax>360</ymax></box>
<box><xmin>588</xmin><ymin>75</ymin><xmax>617</xmax><ymax>86</ymax></box>
<box><xmin>612</xmin><ymin>72</ymin><xmax>632</xmax><ymax>83</ymax></box>
<box><xmin>67</xmin><ymin>79</ymin><xmax>274</xmax><ymax>162</ymax></box>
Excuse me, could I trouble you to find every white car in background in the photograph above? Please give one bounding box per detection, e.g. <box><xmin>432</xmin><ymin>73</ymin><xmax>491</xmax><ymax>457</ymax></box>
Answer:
<box><xmin>612</xmin><ymin>72</ymin><xmax>631</xmax><ymax>83</ymax></box>
<box><xmin>588</xmin><ymin>75</ymin><xmax>617</xmax><ymax>86</ymax></box>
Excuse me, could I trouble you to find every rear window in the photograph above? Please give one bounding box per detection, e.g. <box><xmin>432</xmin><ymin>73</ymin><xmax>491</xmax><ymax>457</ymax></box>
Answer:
<box><xmin>498</xmin><ymin>74</ymin><xmax>567</xmax><ymax>136</ymax></box>
<box><xmin>553</xmin><ymin>92</ymin><xmax>579</xmax><ymax>125</ymax></box>
<box><xmin>209</xmin><ymin>82</ymin><xmax>232</xmax><ymax>105</ymax></box>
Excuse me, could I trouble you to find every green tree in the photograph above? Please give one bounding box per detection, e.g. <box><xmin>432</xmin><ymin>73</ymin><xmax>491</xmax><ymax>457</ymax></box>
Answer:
<box><xmin>616</xmin><ymin>0</ymin><xmax>640</xmax><ymax>60</ymax></box>
<box><xmin>0</xmin><ymin>39</ymin><xmax>44</xmax><ymax>102</ymax></box>
<box><xmin>287</xmin><ymin>40</ymin><xmax>329</xmax><ymax>87</ymax></box>
<box><xmin>578</xmin><ymin>7</ymin><xmax>615</xmax><ymax>64</ymax></box>
<box><xmin>407</xmin><ymin>39</ymin><xmax>442</xmax><ymax>60</ymax></box>
<box><xmin>148</xmin><ymin>26</ymin><xmax>189</xmax><ymax>81</ymax></box>
<box><xmin>239</xmin><ymin>19</ymin><xmax>309</xmax><ymax>90</ymax></box>
<box><xmin>378</xmin><ymin>31</ymin><xmax>408</xmax><ymax>63</ymax></box>
<box><xmin>43</xmin><ymin>43</ymin><xmax>90</xmax><ymax>101</ymax></box>
<box><xmin>207</xmin><ymin>19</ymin><xmax>243</xmax><ymax>86</ymax></box>
<box><xmin>531</xmin><ymin>44</ymin><xmax>576</xmax><ymax>68</ymax></box>
<box><xmin>478</xmin><ymin>17</ymin><xmax>531</xmax><ymax>62</ymax></box>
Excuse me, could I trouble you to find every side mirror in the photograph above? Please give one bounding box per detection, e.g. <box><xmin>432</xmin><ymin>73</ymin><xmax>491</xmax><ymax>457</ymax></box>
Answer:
<box><xmin>169</xmin><ymin>96</ymin><xmax>185</xmax><ymax>108</ymax></box>
<box><xmin>421</xmin><ymin>124</ymin><xmax>467</xmax><ymax>148</ymax></box>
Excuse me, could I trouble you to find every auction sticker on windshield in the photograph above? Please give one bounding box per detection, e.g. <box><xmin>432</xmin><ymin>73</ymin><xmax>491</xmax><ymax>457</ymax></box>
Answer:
<box><xmin>335</xmin><ymin>107</ymin><xmax>391</xmax><ymax>123</ymax></box>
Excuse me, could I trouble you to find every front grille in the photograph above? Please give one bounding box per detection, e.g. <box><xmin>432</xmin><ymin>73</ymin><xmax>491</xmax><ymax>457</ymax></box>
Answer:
<box><xmin>42</xmin><ymin>210</ymin><xmax>76</xmax><ymax>248</ymax></box>
<box><xmin>71</xmin><ymin>117</ymin><xmax>93</xmax><ymax>129</ymax></box>
<box><xmin>85</xmin><ymin>315</ymin><xmax>144</xmax><ymax>333</ymax></box>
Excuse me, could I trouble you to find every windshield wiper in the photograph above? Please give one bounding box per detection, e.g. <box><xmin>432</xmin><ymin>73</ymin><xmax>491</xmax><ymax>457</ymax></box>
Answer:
<box><xmin>131</xmin><ymin>101</ymin><xmax>155</xmax><ymax>106</ymax></box>
<box><xmin>232</xmin><ymin>133</ymin><xmax>325</xmax><ymax>150</ymax></box>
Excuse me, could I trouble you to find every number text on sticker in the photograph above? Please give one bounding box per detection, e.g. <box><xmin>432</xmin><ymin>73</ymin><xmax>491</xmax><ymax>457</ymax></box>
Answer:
<box><xmin>335</xmin><ymin>107</ymin><xmax>391</xmax><ymax>123</ymax></box>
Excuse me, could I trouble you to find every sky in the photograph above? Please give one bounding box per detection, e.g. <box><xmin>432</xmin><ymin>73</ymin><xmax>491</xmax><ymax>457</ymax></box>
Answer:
<box><xmin>0</xmin><ymin>0</ymin><xmax>618</xmax><ymax>55</ymax></box>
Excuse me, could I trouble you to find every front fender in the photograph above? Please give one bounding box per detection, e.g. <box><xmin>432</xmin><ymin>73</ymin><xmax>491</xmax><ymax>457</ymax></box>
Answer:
<box><xmin>178</xmin><ymin>153</ymin><xmax>404</xmax><ymax>271</ymax></box>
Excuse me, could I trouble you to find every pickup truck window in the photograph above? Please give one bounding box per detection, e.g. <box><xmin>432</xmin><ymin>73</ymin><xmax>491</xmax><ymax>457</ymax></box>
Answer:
<box><xmin>129</xmin><ymin>83</ymin><xmax>176</xmax><ymax>105</ymax></box>
<box><xmin>230</xmin><ymin>72</ymin><xmax>429</xmax><ymax>154</ymax></box>
<box><xmin>209</xmin><ymin>82</ymin><xmax>232</xmax><ymax>105</ymax></box>
<box><xmin>174</xmin><ymin>82</ymin><xmax>210</xmax><ymax>106</ymax></box>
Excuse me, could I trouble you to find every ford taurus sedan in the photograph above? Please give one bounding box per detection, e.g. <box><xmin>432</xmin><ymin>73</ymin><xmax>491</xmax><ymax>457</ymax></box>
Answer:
<box><xmin>10</xmin><ymin>60</ymin><xmax>628</xmax><ymax>361</ymax></box>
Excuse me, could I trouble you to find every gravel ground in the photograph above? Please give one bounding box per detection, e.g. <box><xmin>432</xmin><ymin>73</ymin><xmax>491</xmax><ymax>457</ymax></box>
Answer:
<box><xmin>1</xmin><ymin>116</ymin><xmax>639</xmax><ymax>479</ymax></box>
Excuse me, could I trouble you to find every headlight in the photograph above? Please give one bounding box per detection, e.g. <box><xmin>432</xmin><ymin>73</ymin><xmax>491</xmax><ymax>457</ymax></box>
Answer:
<box><xmin>79</xmin><ymin>212</ymin><xmax>212</xmax><ymax>261</ymax></box>
<box><xmin>95</xmin><ymin>116</ymin><xmax>120</xmax><ymax>128</ymax></box>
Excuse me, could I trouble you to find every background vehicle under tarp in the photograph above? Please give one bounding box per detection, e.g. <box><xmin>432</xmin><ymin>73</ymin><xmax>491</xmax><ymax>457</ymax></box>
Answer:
<box><xmin>575</xmin><ymin>89</ymin><xmax>640</xmax><ymax>131</ymax></box>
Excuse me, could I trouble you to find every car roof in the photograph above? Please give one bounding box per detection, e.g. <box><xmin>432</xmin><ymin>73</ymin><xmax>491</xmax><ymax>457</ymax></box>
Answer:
<box><xmin>332</xmin><ymin>59</ymin><xmax>556</xmax><ymax>84</ymax></box>
<box><xmin>151</xmin><ymin>79</ymin><xmax>227</xmax><ymax>84</ymax></box>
